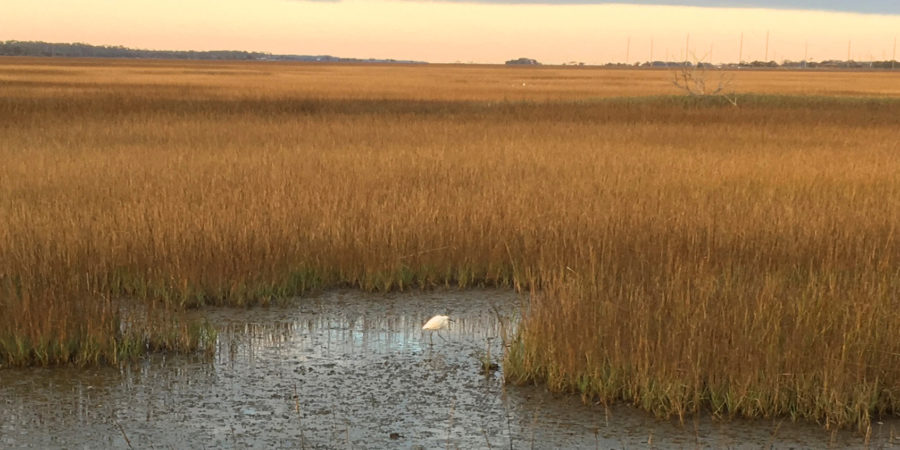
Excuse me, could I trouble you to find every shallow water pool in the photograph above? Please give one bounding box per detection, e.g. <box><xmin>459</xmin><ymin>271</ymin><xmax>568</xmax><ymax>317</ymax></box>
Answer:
<box><xmin>1</xmin><ymin>289</ymin><xmax>896</xmax><ymax>448</ymax></box>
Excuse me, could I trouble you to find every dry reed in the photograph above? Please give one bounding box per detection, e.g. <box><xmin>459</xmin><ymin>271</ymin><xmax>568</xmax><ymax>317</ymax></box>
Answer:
<box><xmin>0</xmin><ymin>57</ymin><xmax>898</xmax><ymax>429</ymax></box>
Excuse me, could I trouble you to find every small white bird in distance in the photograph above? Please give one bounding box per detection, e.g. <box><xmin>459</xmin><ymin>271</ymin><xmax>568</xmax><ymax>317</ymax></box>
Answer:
<box><xmin>422</xmin><ymin>315</ymin><xmax>452</xmax><ymax>345</ymax></box>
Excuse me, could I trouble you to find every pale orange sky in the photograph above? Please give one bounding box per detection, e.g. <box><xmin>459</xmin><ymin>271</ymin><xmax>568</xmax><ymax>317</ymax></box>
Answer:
<box><xmin>2</xmin><ymin>0</ymin><xmax>898</xmax><ymax>64</ymax></box>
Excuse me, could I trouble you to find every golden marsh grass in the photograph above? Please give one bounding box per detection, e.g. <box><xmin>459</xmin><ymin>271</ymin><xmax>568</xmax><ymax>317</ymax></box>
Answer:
<box><xmin>1</xmin><ymin>57</ymin><xmax>898</xmax><ymax>430</ymax></box>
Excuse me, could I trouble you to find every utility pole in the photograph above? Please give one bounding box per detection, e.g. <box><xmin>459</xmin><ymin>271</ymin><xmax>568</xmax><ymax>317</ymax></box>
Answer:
<box><xmin>739</xmin><ymin>32</ymin><xmax>744</xmax><ymax>65</ymax></box>
<box><xmin>626</xmin><ymin>37</ymin><xmax>630</xmax><ymax>64</ymax></box>
<box><xmin>804</xmin><ymin>41</ymin><xmax>808</xmax><ymax>66</ymax></box>
<box><xmin>650</xmin><ymin>38</ymin><xmax>654</xmax><ymax>63</ymax></box>
<box><xmin>685</xmin><ymin>33</ymin><xmax>690</xmax><ymax>61</ymax></box>
<box><xmin>847</xmin><ymin>40</ymin><xmax>852</xmax><ymax>67</ymax></box>
<box><xmin>765</xmin><ymin>30</ymin><xmax>770</xmax><ymax>61</ymax></box>
<box><xmin>893</xmin><ymin>36</ymin><xmax>896</xmax><ymax>70</ymax></box>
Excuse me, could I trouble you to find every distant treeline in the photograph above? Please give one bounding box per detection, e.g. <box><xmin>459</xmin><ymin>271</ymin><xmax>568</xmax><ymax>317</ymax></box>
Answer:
<box><xmin>650</xmin><ymin>60</ymin><xmax>898</xmax><ymax>69</ymax></box>
<box><xmin>581</xmin><ymin>59</ymin><xmax>898</xmax><ymax>69</ymax></box>
<box><xmin>3</xmin><ymin>40</ymin><xmax>895</xmax><ymax>68</ymax></box>
<box><xmin>0</xmin><ymin>40</ymin><xmax>425</xmax><ymax>64</ymax></box>
<box><xmin>513</xmin><ymin>56</ymin><xmax>897</xmax><ymax>70</ymax></box>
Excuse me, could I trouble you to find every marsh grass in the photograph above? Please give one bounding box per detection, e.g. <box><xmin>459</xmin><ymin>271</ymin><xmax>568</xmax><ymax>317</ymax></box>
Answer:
<box><xmin>1</xmin><ymin>58</ymin><xmax>898</xmax><ymax>429</ymax></box>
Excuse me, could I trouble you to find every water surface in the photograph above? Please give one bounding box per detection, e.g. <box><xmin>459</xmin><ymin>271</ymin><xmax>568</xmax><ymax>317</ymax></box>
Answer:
<box><xmin>1</xmin><ymin>290</ymin><xmax>896</xmax><ymax>448</ymax></box>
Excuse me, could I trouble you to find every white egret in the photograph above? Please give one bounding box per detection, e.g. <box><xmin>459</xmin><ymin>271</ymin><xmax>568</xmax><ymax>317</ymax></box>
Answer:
<box><xmin>422</xmin><ymin>315</ymin><xmax>451</xmax><ymax>345</ymax></box>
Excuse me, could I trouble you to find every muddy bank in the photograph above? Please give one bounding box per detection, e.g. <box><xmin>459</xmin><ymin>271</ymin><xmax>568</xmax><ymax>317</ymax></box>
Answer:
<box><xmin>1</xmin><ymin>289</ymin><xmax>896</xmax><ymax>448</ymax></box>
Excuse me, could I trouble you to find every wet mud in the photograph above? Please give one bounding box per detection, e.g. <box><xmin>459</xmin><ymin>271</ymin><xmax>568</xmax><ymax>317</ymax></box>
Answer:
<box><xmin>1</xmin><ymin>289</ymin><xmax>896</xmax><ymax>448</ymax></box>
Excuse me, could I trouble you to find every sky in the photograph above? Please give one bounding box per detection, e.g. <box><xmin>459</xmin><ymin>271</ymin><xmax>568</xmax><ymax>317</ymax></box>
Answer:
<box><xmin>1</xmin><ymin>0</ymin><xmax>898</xmax><ymax>64</ymax></box>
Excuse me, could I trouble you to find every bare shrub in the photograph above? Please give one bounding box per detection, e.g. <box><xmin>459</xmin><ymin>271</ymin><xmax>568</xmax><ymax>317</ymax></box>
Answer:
<box><xmin>672</xmin><ymin>53</ymin><xmax>738</xmax><ymax>106</ymax></box>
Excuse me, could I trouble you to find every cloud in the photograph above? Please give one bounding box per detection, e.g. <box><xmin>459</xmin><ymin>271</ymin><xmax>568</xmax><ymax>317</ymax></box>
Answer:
<box><xmin>291</xmin><ymin>0</ymin><xmax>900</xmax><ymax>15</ymax></box>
